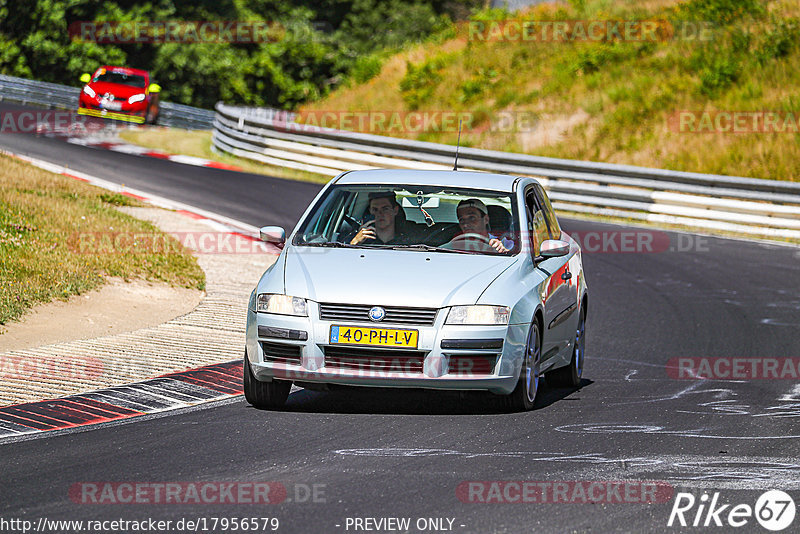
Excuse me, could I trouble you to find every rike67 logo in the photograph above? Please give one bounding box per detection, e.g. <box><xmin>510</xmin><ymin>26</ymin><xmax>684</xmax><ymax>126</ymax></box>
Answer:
<box><xmin>668</xmin><ymin>490</ymin><xmax>796</xmax><ymax>531</ymax></box>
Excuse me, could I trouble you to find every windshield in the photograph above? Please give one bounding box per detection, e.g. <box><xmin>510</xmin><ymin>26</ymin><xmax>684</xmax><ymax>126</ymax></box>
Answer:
<box><xmin>293</xmin><ymin>184</ymin><xmax>519</xmax><ymax>255</ymax></box>
<box><xmin>92</xmin><ymin>70</ymin><xmax>146</xmax><ymax>88</ymax></box>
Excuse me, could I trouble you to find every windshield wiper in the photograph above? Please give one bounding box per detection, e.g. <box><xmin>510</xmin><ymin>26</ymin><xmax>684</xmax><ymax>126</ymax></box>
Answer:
<box><xmin>389</xmin><ymin>244</ymin><xmax>469</xmax><ymax>254</ymax></box>
<box><xmin>298</xmin><ymin>241</ymin><xmax>362</xmax><ymax>248</ymax></box>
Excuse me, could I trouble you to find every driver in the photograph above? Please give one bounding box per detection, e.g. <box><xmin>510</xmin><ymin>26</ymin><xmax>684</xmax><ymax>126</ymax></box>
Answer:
<box><xmin>454</xmin><ymin>198</ymin><xmax>512</xmax><ymax>253</ymax></box>
<box><xmin>350</xmin><ymin>192</ymin><xmax>409</xmax><ymax>245</ymax></box>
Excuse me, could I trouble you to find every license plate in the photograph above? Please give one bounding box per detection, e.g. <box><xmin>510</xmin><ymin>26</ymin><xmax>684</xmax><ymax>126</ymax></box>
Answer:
<box><xmin>100</xmin><ymin>100</ymin><xmax>122</xmax><ymax>110</ymax></box>
<box><xmin>330</xmin><ymin>325</ymin><xmax>418</xmax><ymax>349</ymax></box>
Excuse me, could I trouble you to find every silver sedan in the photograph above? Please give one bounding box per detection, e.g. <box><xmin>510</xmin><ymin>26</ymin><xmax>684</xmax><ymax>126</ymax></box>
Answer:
<box><xmin>244</xmin><ymin>169</ymin><xmax>587</xmax><ymax>411</ymax></box>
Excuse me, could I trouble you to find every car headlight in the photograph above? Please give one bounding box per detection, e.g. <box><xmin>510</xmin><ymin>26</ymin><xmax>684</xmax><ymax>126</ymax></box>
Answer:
<box><xmin>128</xmin><ymin>93</ymin><xmax>146</xmax><ymax>104</ymax></box>
<box><xmin>82</xmin><ymin>86</ymin><xmax>96</xmax><ymax>98</ymax></box>
<box><xmin>256</xmin><ymin>294</ymin><xmax>307</xmax><ymax>316</ymax></box>
<box><xmin>446</xmin><ymin>305</ymin><xmax>510</xmax><ymax>325</ymax></box>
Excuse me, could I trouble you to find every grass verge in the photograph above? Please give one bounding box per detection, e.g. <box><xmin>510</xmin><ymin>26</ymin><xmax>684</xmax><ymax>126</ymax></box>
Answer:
<box><xmin>118</xmin><ymin>128</ymin><xmax>332</xmax><ymax>185</ymax></box>
<box><xmin>0</xmin><ymin>154</ymin><xmax>205</xmax><ymax>326</ymax></box>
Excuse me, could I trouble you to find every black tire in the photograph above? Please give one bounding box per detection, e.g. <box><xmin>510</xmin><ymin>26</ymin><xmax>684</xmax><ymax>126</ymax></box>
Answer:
<box><xmin>502</xmin><ymin>320</ymin><xmax>541</xmax><ymax>412</ymax></box>
<box><xmin>243</xmin><ymin>351</ymin><xmax>291</xmax><ymax>409</ymax></box>
<box><xmin>546</xmin><ymin>308</ymin><xmax>585</xmax><ymax>388</ymax></box>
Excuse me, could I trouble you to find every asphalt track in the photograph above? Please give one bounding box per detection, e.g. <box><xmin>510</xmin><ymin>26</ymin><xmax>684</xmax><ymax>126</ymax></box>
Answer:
<box><xmin>1</xmin><ymin>103</ymin><xmax>800</xmax><ymax>533</ymax></box>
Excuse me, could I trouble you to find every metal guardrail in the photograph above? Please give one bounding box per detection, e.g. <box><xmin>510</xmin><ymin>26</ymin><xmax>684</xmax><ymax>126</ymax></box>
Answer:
<box><xmin>0</xmin><ymin>74</ymin><xmax>215</xmax><ymax>130</ymax></box>
<box><xmin>212</xmin><ymin>102</ymin><xmax>800</xmax><ymax>240</ymax></box>
<box><xmin>158</xmin><ymin>101</ymin><xmax>216</xmax><ymax>130</ymax></box>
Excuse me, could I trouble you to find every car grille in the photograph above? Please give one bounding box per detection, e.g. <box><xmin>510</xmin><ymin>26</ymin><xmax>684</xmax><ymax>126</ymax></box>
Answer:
<box><xmin>324</xmin><ymin>346</ymin><xmax>425</xmax><ymax>374</ymax></box>
<box><xmin>319</xmin><ymin>303</ymin><xmax>438</xmax><ymax>326</ymax></box>
<box><xmin>261</xmin><ymin>341</ymin><xmax>302</xmax><ymax>366</ymax></box>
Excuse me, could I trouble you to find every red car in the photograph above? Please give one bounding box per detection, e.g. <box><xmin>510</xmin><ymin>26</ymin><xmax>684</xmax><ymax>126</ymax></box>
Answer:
<box><xmin>78</xmin><ymin>66</ymin><xmax>160</xmax><ymax>124</ymax></box>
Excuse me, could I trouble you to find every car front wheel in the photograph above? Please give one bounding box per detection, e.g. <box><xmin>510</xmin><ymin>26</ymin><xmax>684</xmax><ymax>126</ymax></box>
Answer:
<box><xmin>503</xmin><ymin>320</ymin><xmax>541</xmax><ymax>412</ymax></box>
<box><xmin>243</xmin><ymin>351</ymin><xmax>291</xmax><ymax>409</ymax></box>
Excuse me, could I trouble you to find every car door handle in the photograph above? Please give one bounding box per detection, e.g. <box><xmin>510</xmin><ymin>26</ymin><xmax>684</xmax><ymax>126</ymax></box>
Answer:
<box><xmin>561</xmin><ymin>271</ymin><xmax>572</xmax><ymax>281</ymax></box>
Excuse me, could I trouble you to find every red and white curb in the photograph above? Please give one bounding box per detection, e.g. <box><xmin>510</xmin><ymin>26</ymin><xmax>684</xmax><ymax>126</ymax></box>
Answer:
<box><xmin>64</xmin><ymin>134</ymin><xmax>243</xmax><ymax>171</ymax></box>
<box><xmin>0</xmin><ymin>361</ymin><xmax>243</xmax><ymax>439</ymax></box>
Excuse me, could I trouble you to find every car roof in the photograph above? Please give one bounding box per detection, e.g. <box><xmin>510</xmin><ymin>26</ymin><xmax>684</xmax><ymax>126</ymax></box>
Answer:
<box><xmin>333</xmin><ymin>169</ymin><xmax>522</xmax><ymax>192</ymax></box>
<box><xmin>97</xmin><ymin>66</ymin><xmax>149</xmax><ymax>77</ymax></box>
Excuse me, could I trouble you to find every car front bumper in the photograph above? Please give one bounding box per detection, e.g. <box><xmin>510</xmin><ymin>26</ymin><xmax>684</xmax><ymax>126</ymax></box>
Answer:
<box><xmin>245</xmin><ymin>302</ymin><xmax>528</xmax><ymax>395</ymax></box>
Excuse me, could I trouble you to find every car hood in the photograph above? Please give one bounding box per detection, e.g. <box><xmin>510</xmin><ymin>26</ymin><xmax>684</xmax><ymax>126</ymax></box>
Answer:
<box><xmin>87</xmin><ymin>82</ymin><xmax>145</xmax><ymax>99</ymax></box>
<box><xmin>282</xmin><ymin>246</ymin><xmax>516</xmax><ymax>308</ymax></box>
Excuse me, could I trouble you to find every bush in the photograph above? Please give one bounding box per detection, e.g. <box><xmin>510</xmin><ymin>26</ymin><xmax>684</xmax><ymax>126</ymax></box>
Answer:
<box><xmin>674</xmin><ymin>0</ymin><xmax>766</xmax><ymax>24</ymax></box>
<box><xmin>698</xmin><ymin>55</ymin><xmax>740</xmax><ymax>95</ymax></box>
<box><xmin>399</xmin><ymin>57</ymin><xmax>447</xmax><ymax>109</ymax></box>
<box><xmin>570</xmin><ymin>43</ymin><xmax>640</xmax><ymax>75</ymax></box>
<box><xmin>350</xmin><ymin>55</ymin><xmax>384</xmax><ymax>84</ymax></box>
<box><xmin>756</xmin><ymin>18</ymin><xmax>800</xmax><ymax>64</ymax></box>
<box><xmin>458</xmin><ymin>68</ymin><xmax>498</xmax><ymax>103</ymax></box>
<box><xmin>334</xmin><ymin>1</ymin><xmax>450</xmax><ymax>56</ymax></box>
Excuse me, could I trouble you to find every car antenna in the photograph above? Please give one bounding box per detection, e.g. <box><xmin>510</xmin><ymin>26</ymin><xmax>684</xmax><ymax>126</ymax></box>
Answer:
<box><xmin>453</xmin><ymin>120</ymin><xmax>462</xmax><ymax>171</ymax></box>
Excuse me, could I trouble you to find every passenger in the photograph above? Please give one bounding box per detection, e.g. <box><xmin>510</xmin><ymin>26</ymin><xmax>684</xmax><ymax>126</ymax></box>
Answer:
<box><xmin>453</xmin><ymin>198</ymin><xmax>513</xmax><ymax>253</ymax></box>
<box><xmin>350</xmin><ymin>192</ymin><xmax>410</xmax><ymax>245</ymax></box>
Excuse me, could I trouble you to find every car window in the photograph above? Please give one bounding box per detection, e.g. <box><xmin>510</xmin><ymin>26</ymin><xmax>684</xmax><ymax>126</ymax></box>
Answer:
<box><xmin>293</xmin><ymin>185</ymin><xmax>519</xmax><ymax>255</ymax></box>
<box><xmin>534</xmin><ymin>184</ymin><xmax>561</xmax><ymax>240</ymax></box>
<box><xmin>525</xmin><ymin>188</ymin><xmax>549</xmax><ymax>256</ymax></box>
<box><xmin>92</xmin><ymin>70</ymin><xmax>147</xmax><ymax>88</ymax></box>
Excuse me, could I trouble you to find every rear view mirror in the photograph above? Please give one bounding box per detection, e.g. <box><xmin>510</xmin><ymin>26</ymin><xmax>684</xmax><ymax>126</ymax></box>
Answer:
<box><xmin>260</xmin><ymin>226</ymin><xmax>285</xmax><ymax>245</ymax></box>
<box><xmin>80</xmin><ymin>73</ymin><xmax>91</xmax><ymax>83</ymax></box>
<box><xmin>401</xmin><ymin>197</ymin><xmax>439</xmax><ymax>208</ymax></box>
<box><xmin>540</xmin><ymin>239</ymin><xmax>570</xmax><ymax>258</ymax></box>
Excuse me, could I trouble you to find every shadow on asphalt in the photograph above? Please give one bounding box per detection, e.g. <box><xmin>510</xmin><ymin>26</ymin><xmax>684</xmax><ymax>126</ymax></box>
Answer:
<box><xmin>272</xmin><ymin>378</ymin><xmax>593</xmax><ymax>415</ymax></box>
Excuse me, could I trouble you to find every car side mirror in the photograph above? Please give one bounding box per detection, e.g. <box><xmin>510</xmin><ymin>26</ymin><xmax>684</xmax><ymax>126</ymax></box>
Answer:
<box><xmin>148</xmin><ymin>83</ymin><xmax>161</xmax><ymax>93</ymax></box>
<box><xmin>540</xmin><ymin>239</ymin><xmax>570</xmax><ymax>258</ymax></box>
<box><xmin>80</xmin><ymin>73</ymin><xmax>91</xmax><ymax>83</ymax></box>
<box><xmin>260</xmin><ymin>226</ymin><xmax>285</xmax><ymax>245</ymax></box>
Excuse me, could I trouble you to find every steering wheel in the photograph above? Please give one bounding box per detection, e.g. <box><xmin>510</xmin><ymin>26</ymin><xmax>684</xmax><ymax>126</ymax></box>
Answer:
<box><xmin>445</xmin><ymin>233</ymin><xmax>495</xmax><ymax>252</ymax></box>
<box><xmin>342</xmin><ymin>213</ymin><xmax>361</xmax><ymax>228</ymax></box>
